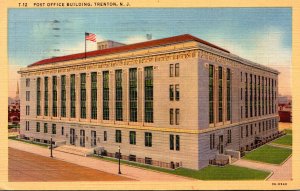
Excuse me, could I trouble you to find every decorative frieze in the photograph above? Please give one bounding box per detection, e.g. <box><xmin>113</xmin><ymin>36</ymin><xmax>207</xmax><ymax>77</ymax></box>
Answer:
<box><xmin>20</xmin><ymin>50</ymin><xmax>198</xmax><ymax>77</ymax></box>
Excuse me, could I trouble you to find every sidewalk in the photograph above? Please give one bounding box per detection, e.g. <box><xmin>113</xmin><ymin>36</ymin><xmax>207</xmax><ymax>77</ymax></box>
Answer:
<box><xmin>233</xmin><ymin>156</ymin><xmax>292</xmax><ymax>180</ymax></box>
<box><xmin>9</xmin><ymin>140</ymin><xmax>194</xmax><ymax>182</ymax></box>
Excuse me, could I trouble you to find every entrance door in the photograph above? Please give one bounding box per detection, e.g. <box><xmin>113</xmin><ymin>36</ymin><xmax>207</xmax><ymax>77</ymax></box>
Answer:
<box><xmin>80</xmin><ymin>130</ymin><xmax>85</xmax><ymax>147</ymax></box>
<box><xmin>219</xmin><ymin>135</ymin><xmax>224</xmax><ymax>154</ymax></box>
<box><xmin>70</xmin><ymin>128</ymin><xmax>75</xmax><ymax>145</ymax></box>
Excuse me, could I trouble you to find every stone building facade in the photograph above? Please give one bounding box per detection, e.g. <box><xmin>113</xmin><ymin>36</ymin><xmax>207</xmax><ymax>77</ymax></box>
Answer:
<box><xmin>18</xmin><ymin>34</ymin><xmax>279</xmax><ymax>170</ymax></box>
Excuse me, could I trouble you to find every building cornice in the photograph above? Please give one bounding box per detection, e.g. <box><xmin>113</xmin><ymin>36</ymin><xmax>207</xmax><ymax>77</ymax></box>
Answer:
<box><xmin>22</xmin><ymin>115</ymin><xmax>279</xmax><ymax>134</ymax></box>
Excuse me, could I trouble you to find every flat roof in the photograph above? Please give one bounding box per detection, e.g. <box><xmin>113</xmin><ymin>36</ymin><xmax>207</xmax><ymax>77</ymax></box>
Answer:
<box><xmin>28</xmin><ymin>34</ymin><xmax>230</xmax><ymax>67</ymax></box>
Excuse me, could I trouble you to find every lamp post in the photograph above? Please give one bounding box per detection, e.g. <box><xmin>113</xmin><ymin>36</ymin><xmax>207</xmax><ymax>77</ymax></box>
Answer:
<box><xmin>50</xmin><ymin>136</ymin><xmax>53</xmax><ymax>158</ymax></box>
<box><xmin>118</xmin><ymin>146</ymin><xmax>121</xmax><ymax>174</ymax></box>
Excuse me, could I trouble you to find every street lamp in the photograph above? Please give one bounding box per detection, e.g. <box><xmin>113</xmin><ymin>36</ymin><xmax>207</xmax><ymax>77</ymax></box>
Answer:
<box><xmin>50</xmin><ymin>136</ymin><xmax>53</xmax><ymax>158</ymax></box>
<box><xmin>118</xmin><ymin>146</ymin><xmax>121</xmax><ymax>174</ymax></box>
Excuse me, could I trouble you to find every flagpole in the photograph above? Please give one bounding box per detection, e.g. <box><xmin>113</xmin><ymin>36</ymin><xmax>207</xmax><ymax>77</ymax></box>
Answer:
<box><xmin>85</xmin><ymin>32</ymin><xmax>87</xmax><ymax>59</ymax></box>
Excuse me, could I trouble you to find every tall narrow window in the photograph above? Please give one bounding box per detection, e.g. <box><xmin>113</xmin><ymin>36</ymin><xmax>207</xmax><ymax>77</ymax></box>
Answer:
<box><xmin>169</xmin><ymin>134</ymin><xmax>174</xmax><ymax>150</ymax></box>
<box><xmin>115</xmin><ymin>70</ymin><xmax>123</xmax><ymax>121</ymax></box>
<box><xmin>129</xmin><ymin>68</ymin><xmax>137</xmax><ymax>122</ymax></box>
<box><xmin>175</xmin><ymin>109</ymin><xmax>180</xmax><ymax>125</ymax></box>
<box><xmin>169</xmin><ymin>85</ymin><xmax>174</xmax><ymax>101</ymax></box>
<box><xmin>241</xmin><ymin>88</ymin><xmax>243</xmax><ymax>100</ymax></box>
<box><xmin>209</xmin><ymin>65</ymin><xmax>214</xmax><ymax>124</ymax></box>
<box><xmin>246</xmin><ymin>125</ymin><xmax>249</xmax><ymax>137</ymax></box>
<box><xmin>104</xmin><ymin>131</ymin><xmax>107</xmax><ymax>141</ymax></box>
<box><xmin>103</xmin><ymin>71</ymin><xmax>109</xmax><ymax>120</ymax></box>
<box><xmin>44</xmin><ymin>123</ymin><xmax>48</xmax><ymax>133</ymax></box>
<box><xmin>26</xmin><ymin>91</ymin><xmax>30</xmax><ymax>101</ymax></box>
<box><xmin>170</xmin><ymin>109</ymin><xmax>174</xmax><ymax>125</ymax></box>
<box><xmin>145</xmin><ymin>132</ymin><xmax>152</xmax><ymax>147</ymax></box>
<box><xmin>226</xmin><ymin>68</ymin><xmax>231</xmax><ymax>121</ymax></box>
<box><xmin>52</xmin><ymin>124</ymin><xmax>56</xmax><ymax>134</ymax></box>
<box><xmin>175</xmin><ymin>63</ymin><xmax>180</xmax><ymax>77</ymax></box>
<box><xmin>80</xmin><ymin>129</ymin><xmax>85</xmax><ymax>147</ymax></box>
<box><xmin>52</xmin><ymin>76</ymin><xmax>57</xmax><ymax>117</ymax></box>
<box><xmin>218</xmin><ymin>66</ymin><xmax>223</xmax><ymax>122</ymax></box>
<box><xmin>36</xmin><ymin>122</ymin><xmax>40</xmax><ymax>132</ymax></box>
<box><xmin>44</xmin><ymin>77</ymin><xmax>48</xmax><ymax>116</ymax></box>
<box><xmin>91</xmin><ymin>72</ymin><xmax>97</xmax><ymax>119</ymax></box>
<box><xmin>61</xmin><ymin>75</ymin><xmax>66</xmax><ymax>117</ymax></box>
<box><xmin>36</xmin><ymin>77</ymin><xmax>41</xmax><ymax>116</ymax></box>
<box><xmin>175</xmin><ymin>84</ymin><xmax>180</xmax><ymax>101</ymax></box>
<box><xmin>250</xmin><ymin>74</ymin><xmax>253</xmax><ymax>117</ymax></box>
<box><xmin>116</xmin><ymin>130</ymin><xmax>122</xmax><ymax>143</ymax></box>
<box><xmin>70</xmin><ymin>74</ymin><xmax>76</xmax><ymax>118</ymax></box>
<box><xmin>144</xmin><ymin>66</ymin><xmax>153</xmax><ymax>123</ymax></box>
<box><xmin>169</xmin><ymin>64</ymin><xmax>174</xmax><ymax>77</ymax></box>
<box><xmin>210</xmin><ymin>133</ymin><xmax>215</xmax><ymax>149</ymax></box>
<box><xmin>91</xmin><ymin>130</ymin><xmax>97</xmax><ymax>147</ymax></box>
<box><xmin>227</xmin><ymin>129</ymin><xmax>232</xmax><ymax>143</ymax></box>
<box><xmin>25</xmin><ymin>121</ymin><xmax>29</xmax><ymax>131</ymax></box>
<box><xmin>80</xmin><ymin>73</ymin><xmax>86</xmax><ymax>119</ymax></box>
<box><xmin>129</xmin><ymin>131</ymin><xmax>136</xmax><ymax>145</ymax></box>
<box><xmin>175</xmin><ymin>135</ymin><xmax>180</xmax><ymax>151</ymax></box>
<box><xmin>241</xmin><ymin>126</ymin><xmax>243</xmax><ymax>138</ymax></box>
<box><xmin>245</xmin><ymin>73</ymin><xmax>248</xmax><ymax>118</ymax></box>
<box><xmin>26</xmin><ymin>78</ymin><xmax>30</xmax><ymax>87</ymax></box>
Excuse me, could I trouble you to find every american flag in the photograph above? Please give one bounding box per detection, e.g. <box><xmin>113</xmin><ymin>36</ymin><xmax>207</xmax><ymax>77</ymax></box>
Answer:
<box><xmin>85</xmin><ymin>32</ymin><xmax>96</xmax><ymax>42</ymax></box>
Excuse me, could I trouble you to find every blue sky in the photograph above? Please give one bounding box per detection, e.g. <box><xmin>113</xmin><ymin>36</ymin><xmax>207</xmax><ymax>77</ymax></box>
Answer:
<box><xmin>8</xmin><ymin>8</ymin><xmax>292</xmax><ymax>96</ymax></box>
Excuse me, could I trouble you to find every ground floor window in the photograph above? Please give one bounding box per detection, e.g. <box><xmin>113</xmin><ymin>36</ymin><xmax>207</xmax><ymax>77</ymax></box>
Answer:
<box><xmin>44</xmin><ymin>123</ymin><xmax>48</xmax><ymax>133</ymax></box>
<box><xmin>129</xmin><ymin>131</ymin><xmax>136</xmax><ymax>145</ymax></box>
<box><xmin>145</xmin><ymin>132</ymin><xmax>152</xmax><ymax>147</ymax></box>
<box><xmin>129</xmin><ymin>155</ymin><xmax>136</xmax><ymax>162</ymax></box>
<box><xmin>145</xmin><ymin>157</ymin><xmax>152</xmax><ymax>165</ymax></box>
<box><xmin>70</xmin><ymin>128</ymin><xmax>75</xmax><ymax>145</ymax></box>
<box><xmin>210</xmin><ymin>133</ymin><xmax>215</xmax><ymax>149</ymax></box>
<box><xmin>104</xmin><ymin>131</ymin><xmax>107</xmax><ymax>141</ymax></box>
<box><xmin>116</xmin><ymin>130</ymin><xmax>122</xmax><ymax>143</ymax></box>
<box><xmin>91</xmin><ymin>130</ymin><xmax>96</xmax><ymax>147</ymax></box>
<box><xmin>80</xmin><ymin>129</ymin><xmax>85</xmax><ymax>147</ymax></box>
<box><xmin>36</xmin><ymin>122</ymin><xmax>40</xmax><ymax>132</ymax></box>
<box><xmin>52</xmin><ymin>124</ymin><xmax>56</xmax><ymax>134</ymax></box>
